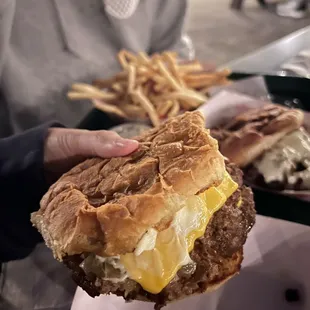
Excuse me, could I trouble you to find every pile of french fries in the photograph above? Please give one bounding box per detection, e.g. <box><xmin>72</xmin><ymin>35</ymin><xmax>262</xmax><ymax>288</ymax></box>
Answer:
<box><xmin>68</xmin><ymin>50</ymin><xmax>231</xmax><ymax>127</ymax></box>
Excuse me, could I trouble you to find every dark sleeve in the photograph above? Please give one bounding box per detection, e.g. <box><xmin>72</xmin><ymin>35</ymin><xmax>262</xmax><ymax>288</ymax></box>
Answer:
<box><xmin>0</xmin><ymin>122</ymin><xmax>62</xmax><ymax>262</ymax></box>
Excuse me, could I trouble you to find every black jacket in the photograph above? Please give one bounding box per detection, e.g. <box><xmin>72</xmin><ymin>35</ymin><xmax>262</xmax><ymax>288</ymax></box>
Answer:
<box><xmin>0</xmin><ymin>123</ymin><xmax>60</xmax><ymax>262</ymax></box>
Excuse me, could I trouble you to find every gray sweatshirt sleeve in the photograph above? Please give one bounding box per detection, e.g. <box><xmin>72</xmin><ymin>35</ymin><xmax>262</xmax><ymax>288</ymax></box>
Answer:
<box><xmin>0</xmin><ymin>0</ymin><xmax>15</xmax><ymax>137</ymax></box>
<box><xmin>149</xmin><ymin>0</ymin><xmax>194</xmax><ymax>60</ymax></box>
<box><xmin>0</xmin><ymin>0</ymin><xmax>15</xmax><ymax>77</ymax></box>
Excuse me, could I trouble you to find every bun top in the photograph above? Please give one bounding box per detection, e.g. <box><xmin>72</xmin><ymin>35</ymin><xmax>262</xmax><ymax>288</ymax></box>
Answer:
<box><xmin>31</xmin><ymin>111</ymin><xmax>225</xmax><ymax>259</ymax></box>
<box><xmin>211</xmin><ymin>104</ymin><xmax>304</xmax><ymax>167</ymax></box>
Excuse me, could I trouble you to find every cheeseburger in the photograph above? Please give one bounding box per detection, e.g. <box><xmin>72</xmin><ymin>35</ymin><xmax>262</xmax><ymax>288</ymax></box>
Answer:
<box><xmin>31</xmin><ymin>111</ymin><xmax>255</xmax><ymax>309</ymax></box>
<box><xmin>211</xmin><ymin>104</ymin><xmax>309</xmax><ymax>191</ymax></box>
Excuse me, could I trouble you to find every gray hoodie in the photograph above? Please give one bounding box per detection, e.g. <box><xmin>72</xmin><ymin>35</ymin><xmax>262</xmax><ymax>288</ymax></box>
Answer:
<box><xmin>0</xmin><ymin>1</ymin><xmax>192</xmax><ymax>309</ymax></box>
<box><xmin>0</xmin><ymin>0</ymin><xmax>193</xmax><ymax>137</ymax></box>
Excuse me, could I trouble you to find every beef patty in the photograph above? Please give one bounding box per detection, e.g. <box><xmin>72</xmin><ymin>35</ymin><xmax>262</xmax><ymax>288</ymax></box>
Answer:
<box><xmin>64</xmin><ymin>162</ymin><xmax>255</xmax><ymax>309</ymax></box>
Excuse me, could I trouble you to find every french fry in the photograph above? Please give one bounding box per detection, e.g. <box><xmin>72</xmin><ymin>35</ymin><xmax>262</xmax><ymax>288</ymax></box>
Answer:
<box><xmin>159</xmin><ymin>90</ymin><xmax>206</xmax><ymax>105</ymax></box>
<box><xmin>150</xmin><ymin>53</ymin><xmax>161</xmax><ymax>63</ymax></box>
<box><xmin>183</xmin><ymin>73</ymin><xmax>220</xmax><ymax>81</ymax></box>
<box><xmin>137</xmin><ymin>66</ymin><xmax>151</xmax><ymax>75</ymax></box>
<box><xmin>154</xmin><ymin>83</ymin><xmax>169</xmax><ymax>93</ymax></box>
<box><xmin>163</xmin><ymin>51</ymin><xmax>178</xmax><ymax>60</ymax></box>
<box><xmin>177</xmin><ymin>61</ymin><xmax>204</xmax><ymax>73</ymax></box>
<box><xmin>93</xmin><ymin>71</ymin><xmax>129</xmax><ymax>88</ymax></box>
<box><xmin>142</xmin><ymin>81</ymin><xmax>153</xmax><ymax>98</ymax></box>
<box><xmin>118</xmin><ymin>51</ymin><xmax>129</xmax><ymax>69</ymax></box>
<box><xmin>179</xmin><ymin>99</ymin><xmax>196</xmax><ymax>110</ymax></box>
<box><xmin>67</xmin><ymin>91</ymin><xmax>117</xmax><ymax>101</ymax></box>
<box><xmin>71</xmin><ymin>83</ymin><xmax>98</xmax><ymax>93</ymax></box>
<box><xmin>111</xmin><ymin>82</ymin><xmax>124</xmax><ymax>93</ymax></box>
<box><xmin>152</xmin><ymin>74</ymin><xmax>168</xmax><ymax>86</ymax></box>
<box><xmin>68</xmin><ymin>50</ymin><xmax>231</xmax><ymax>127</ymax></box>
<box><xmin>127</xmin><ymin>64</ymin><xmax>136</xmax><ymax>94</ymax></box>
<box><xmin>156</xmin><ymin>100</ymin><xmax>174</xmax><ymax>117</ymax></box>
<box><xmin>155</xmin><ymin>59</ymin><xmax>182</xmax><ymax>91</ymax></box>
<box><xmin>118</xmin><ymin>50</ymin><xmax>137</xmax><ymax>68</ymax></box>
<box><xmin>163</xmin><ymin>52</ymin><xmax>184</xmax><ymax>86</ymax></box>
<box><xmin>167</xmin><ymin>100</ymin><xmax>180</xmax><ymax>117</ymax></box>
<box><xmin>71</xmin><ymin>84</ymin><xmax>117</xmax><ymax>99</ymax></box>
<box><xmin>132</xmin><ymin>89</ymin><xmax>160</xmax><ymax>127</ymax></box>
<box><xmin>138</xmin><ymin>75</ymin><xmax>148</xmax><ymax>84</ymax></box>
<box><xmin>120</xmin><ymin>103</ymin><xmax>146</xmax><ymax>118</ymax></box>
<box><xmin>138</xmin><ymin>52</ymin><xmax>151</xmax><ymax>65</ymax></box>
<box><xmin>93</xmin><ymin>99</ymin><xmax>127</xmax><ymax>118</ymax></box>
<box><xmin>123</xmin><ymin>50</ymin><xmax>138</xmax><ymax>63</ymax></box>
<box><xmin>67</xmin><ymin>92</ymin><xmax>99</xmax><ymax>100</ymax></box>
<box><xmin>218</xmin><ymin>68</ymin><xmax>232</xmax><ymax>76</ymax></box>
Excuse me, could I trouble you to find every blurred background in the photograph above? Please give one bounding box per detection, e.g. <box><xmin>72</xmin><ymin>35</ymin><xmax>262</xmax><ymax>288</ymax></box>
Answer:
<box><xmin>187</xmin><ymin>0</ymin><xmax>309</xmax><ymax>64</ymax></box>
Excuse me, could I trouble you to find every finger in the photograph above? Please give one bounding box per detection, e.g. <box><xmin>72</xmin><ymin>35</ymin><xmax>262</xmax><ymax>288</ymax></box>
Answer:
<box><xmin>45</xmin><ymin>128</ymin><xmax>139</xmax><ymax>165</ymax></box>
<box><xmin>77</xmin><ymin>130</ymin><xmax>139</xmax><ymax>158</ymax></box>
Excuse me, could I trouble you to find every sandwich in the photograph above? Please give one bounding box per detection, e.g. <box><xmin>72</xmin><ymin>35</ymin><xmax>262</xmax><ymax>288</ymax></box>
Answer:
<box><xmin>211</xmin><ymin>104</ymin><xmax>309</xmax><ymax>191</ymax></box>
<box><xmin>31</xmin><ymin>111</ymin><xmax>255</xmax><ymax>309</ymax></box>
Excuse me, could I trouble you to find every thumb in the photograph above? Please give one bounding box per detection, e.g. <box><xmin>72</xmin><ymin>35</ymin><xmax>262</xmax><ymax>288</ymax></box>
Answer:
<box><xmin>45</xmin><ymin>128</ymin><xmax>139</xmax><ymax>164</ymax></box>
<box><xmin>44</xmin><ymin>128</ymin><xmax>139</xmax><ymax>183</ymax></box>
<box><xmin>77</xmin><ymin>130</ymin><xmax>139</xmax><ymax>158</ymax></box>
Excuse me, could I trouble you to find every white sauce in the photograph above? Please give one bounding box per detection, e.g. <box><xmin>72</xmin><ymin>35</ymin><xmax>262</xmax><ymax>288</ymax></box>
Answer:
<box><xmin>171</xmin><ymin>197</ymin><xmax>203</xmax><ymax>236</ymax></box>
<box><xmin>80</xmin><ymin>255</ymin><xmax>128</xmax><ymax>283</ymax></box>
<box><xmin>95</xmin><ymin>256</ymin><xmax>128</xmax><ymax>283</ymax></box>
<box><xmin>134</xmin><ymin>228</ymin><xmax>158</xmax><ymax>256</ymax></box>
<box><xmin>134</xmin><ymin>200</ymin><xmax>202</xmax><ymax>258</ymax></box>
<box><xmin>254</xmin><ymin>128</ymin><xmax>310</xmax><ymax>189</ymax></box>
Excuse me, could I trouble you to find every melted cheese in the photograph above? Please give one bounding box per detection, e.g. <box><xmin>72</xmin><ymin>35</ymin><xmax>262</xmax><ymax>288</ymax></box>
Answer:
<box><xmin>237</xmin><ymin>197</ymin><xmax>243</xmax><ymax>208</ymax></box>
<box><xmin>120</xmin><ymin>172</ymin><xmax>238</xmax><ymax>294</ymax></box>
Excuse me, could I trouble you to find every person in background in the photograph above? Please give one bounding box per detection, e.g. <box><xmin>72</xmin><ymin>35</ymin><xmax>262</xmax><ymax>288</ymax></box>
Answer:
<box><xmin>0</xmin><ymin>1</ymin><xmax>193</xmax><ymax>309</ymax></box>
<box><xmin>0</xmin><ymin>0</ymin><xmax>194</xmax><ymax>138</ymax></box>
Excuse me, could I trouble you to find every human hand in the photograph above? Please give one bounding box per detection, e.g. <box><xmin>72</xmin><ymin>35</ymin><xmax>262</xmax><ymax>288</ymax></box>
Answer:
<box><xmin>44</xmin><ymin>128</ymin><xmax>139</xmax><ymax>183</ymax></box>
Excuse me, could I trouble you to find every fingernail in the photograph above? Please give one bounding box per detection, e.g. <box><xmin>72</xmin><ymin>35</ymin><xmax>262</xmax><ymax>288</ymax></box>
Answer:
<box><xmin>114</xmin><ymin>139</ymin><xmax>138</xmax><ymax>148</ymax></box>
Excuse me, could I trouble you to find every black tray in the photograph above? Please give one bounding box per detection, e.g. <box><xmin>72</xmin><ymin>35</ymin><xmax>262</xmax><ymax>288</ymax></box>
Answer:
<box><xmin>78</xmin><ymin>74</ymin><xmax>310</xmax><ymax>226</ymax></box>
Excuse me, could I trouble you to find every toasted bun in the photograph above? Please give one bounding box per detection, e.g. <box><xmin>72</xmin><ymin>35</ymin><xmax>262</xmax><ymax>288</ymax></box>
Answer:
<box><xmin>31</xmin><ymin>111</ymin><xmax>225</xmax><ymax>259</ymax></box>
<box><xmin>212</xmin><ymin>104</ymin><xmax>304</xmax><ymax>167</ymax></box>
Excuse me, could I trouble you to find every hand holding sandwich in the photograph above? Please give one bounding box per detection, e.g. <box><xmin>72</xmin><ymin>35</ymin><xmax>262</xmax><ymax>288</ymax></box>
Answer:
<box><xmin>0</xmin><ymin>123</ymin><xmax>139</xmax><ymax>262</ymax></box>
<box><xmin>44</xmin><ymin>127</ymin><xmax>139</xmax><ymax>182</ymax></box>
